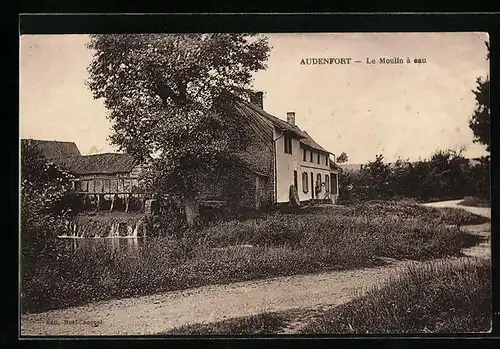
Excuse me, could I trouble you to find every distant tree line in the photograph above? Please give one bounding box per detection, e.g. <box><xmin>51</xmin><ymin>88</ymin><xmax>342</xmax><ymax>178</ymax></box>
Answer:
<box><xmin>339</xmin><ymin>150</ymin><xmax>490</xmax><ymax>203</ymax></box>
<box><xmin>340</xmin><ymin>41</ymin><xmax>490</xmax><ymax>204</ymax></box>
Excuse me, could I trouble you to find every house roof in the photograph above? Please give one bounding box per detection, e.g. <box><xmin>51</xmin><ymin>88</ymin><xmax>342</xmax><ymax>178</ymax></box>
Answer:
<box><xmin>329</xmin><ymin>159</ymin><xmax>342</xmax><ymax>171</ymax></box>
<box><xmin>235</xmin><ymin>98</ymin><xmax>332</xmax><ymax>154</ymax></box>
<box><xmin>300</xmin><ymin>131</ymin><xmax>331</xmax><ymax>154</ymax></box>
<box><xmin>50</xmin><ymin>153</ymin><xmax>140</xmax><ymax>175</ymax></box>
<box><xmin>21</xmin><ymin>139</ymin><xmax>81</xmax><ymax>159</ymax></box>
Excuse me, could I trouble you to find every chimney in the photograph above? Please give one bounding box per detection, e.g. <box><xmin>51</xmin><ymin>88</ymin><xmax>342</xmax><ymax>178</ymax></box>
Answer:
<box><xmin>250</xmin><ymin>91</ymin><xmax>264</xmax><ymax>109</ymax></box>
<box><xmin>287</xmin><ymin>112</ymin><xmax>296</xmax><ymax>126</ymax></box>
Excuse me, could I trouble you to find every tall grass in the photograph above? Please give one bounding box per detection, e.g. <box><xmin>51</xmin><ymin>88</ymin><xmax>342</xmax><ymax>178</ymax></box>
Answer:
<box><xmin>300</xmin><ymin>258</ymin><xmax>492</xmax><ymax>334</ymax></box>
<box><xmin>21</xmin><ymin>201</ymin><xmax>487</xmax><ymax>314</ymax></box>
<box><xmin>166</xmin><ymin>312</ymin><xmax>289</xmax><ymax>335</ymax></box>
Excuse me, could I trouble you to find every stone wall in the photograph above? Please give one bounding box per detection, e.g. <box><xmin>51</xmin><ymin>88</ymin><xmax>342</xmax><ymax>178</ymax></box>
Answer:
<box><xmin>196</xmin><ymin>122</ymin><xmax>275</xmax><ymax>212</ymax></box>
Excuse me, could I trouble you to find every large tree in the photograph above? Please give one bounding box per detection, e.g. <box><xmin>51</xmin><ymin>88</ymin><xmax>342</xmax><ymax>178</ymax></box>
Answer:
<box><xmin>87</xmin><ymin>34</ymin><xmax>271</xmax><ymax>224</ymax></box>
<box><xmin>469</xmin><ymin>41</ymin><xmax>490</xmax><ymax>152</ymax></box>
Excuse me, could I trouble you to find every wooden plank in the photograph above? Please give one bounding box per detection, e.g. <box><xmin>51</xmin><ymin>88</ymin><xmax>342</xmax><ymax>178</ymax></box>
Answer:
<box><xmin>117</xmin><ymin>179</ymin><xmax>124</xmax><ymax>192</ymax></box>
<box><xmin>88</xmin><ymin>180</ymin><xmax>95</xmax><ymax>193</ymax></box>
<box><xmin>95</xmin><ymin>179</ymin><xmax>103</xmax><ymax>193</ymax></box>
<box><xmin>103</xmin><ymin>179</ymin><xmax>110</xmax><ymax>193</ymax></box>
<box><xmin>110</xmin><ymin>179</ymin><xmax>118</xmax><ymax>193</ymax></box>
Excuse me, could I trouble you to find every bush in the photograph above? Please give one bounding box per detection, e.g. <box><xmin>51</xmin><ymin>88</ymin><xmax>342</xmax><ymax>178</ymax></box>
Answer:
<box><xmin>21</xmin><ymin>140</ymin><xmax>74</xmax><ymax>267</ymax></box>
<box><xmin>339</xmin><ymin>151</ymin><xmax>490</xmax><ymax>204</ymax></box>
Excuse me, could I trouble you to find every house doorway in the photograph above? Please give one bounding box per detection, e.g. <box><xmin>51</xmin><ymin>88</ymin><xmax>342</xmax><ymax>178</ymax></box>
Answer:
<box><xmin>293</xmin><ymin>171</ymin><xmax>298</xmax><ymax>190</ymax></box>
<box><xmin>331</xmin><ymin>173</ymin><xmax>338</xmax><ymax>195</ymax></box>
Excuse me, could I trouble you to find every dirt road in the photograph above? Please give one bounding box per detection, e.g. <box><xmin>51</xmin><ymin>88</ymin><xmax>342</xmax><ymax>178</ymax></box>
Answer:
<box><xmin>21</xmin><ymin>200</ymin><xmax>491</xmax><ymax>337</ymax></box>
<box><xmin>422</xmin><ymin>199</ymin><xmax>491</xmax><ymax>219</ymax></box>
<box><xmin>21</xmin><ymin>259</ymin><xmax>422</xmax><ymax>336</ymax></box>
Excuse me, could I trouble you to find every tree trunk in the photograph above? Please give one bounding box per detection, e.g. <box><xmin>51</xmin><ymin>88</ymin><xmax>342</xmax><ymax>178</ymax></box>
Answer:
<box><xmin>184</xmin><ymin>196</ymin><xmax>200</xmax><ymax>227</ymax></box>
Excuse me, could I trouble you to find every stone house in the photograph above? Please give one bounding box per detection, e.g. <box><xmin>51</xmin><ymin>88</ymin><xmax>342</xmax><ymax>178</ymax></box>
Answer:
<box><xmin>199</xmin><ymin>92</ymin><xmax>340</xmax><ymax>211</ymax></box>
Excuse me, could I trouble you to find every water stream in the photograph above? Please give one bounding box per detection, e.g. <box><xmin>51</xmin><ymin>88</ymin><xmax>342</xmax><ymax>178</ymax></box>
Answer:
<box><xmin>57</xmin><ymin>214</ymin><xmax>149</xmax><ymax>251</ymax></box>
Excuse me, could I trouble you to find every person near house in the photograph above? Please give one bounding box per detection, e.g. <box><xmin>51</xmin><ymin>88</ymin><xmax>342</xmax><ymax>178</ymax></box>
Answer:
<box><xmin>315</xmin><ymin>182</ymin><xmax>321</xmax><ymax>200</ymax></box>
<box><xmin>323</xmin><ymin>183</ymin><xmax>330</xmax><ymax>200</ymax></box>
<box><xmin>289</xmin><ymin>184</ymin><xmax>300</xmax><ymax>208</ymax></box>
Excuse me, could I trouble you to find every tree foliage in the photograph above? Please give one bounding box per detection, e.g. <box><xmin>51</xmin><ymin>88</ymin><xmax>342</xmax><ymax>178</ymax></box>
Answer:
<box><xmin>469</xmin><ymin>41</ymin><xmax>490</xmax><ymax>152</ymax></box>
<box><xmin>337</xmin><ymin>152</ymin><xmax>348</xmax><ymax>163</ymax></box>
<box><xmin>339</xmin><ymin>149</ymin><xmax>489</xmax><ymax>203</ymax></box>
<box><xmin>359</xmin><ymin>154</ymin><xmax>392</xmax><ymax>199</ymax></box>
<box><xmin>87</xmin><ymin>34</ymin><xmax>271</xmax><ymax>217</ymax></box>
<box><xmin>21</xmin><ymin>140</ymin><xmax>74</xmax><ymax>263</ymax></box>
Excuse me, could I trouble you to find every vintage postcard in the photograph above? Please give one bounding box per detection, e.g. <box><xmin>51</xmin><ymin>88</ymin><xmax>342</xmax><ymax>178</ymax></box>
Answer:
<box><xmin>19</xmin><ymin>32</ymin><xmax>491</xmax><ymax>337</ymax></box>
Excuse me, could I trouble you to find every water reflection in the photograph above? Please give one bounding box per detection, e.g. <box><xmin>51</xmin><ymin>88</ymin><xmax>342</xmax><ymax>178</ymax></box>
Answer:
<box><xmin>60</xmin><ymin>237</ymin><xmax>145</xmax><ymax>254</ymax></box>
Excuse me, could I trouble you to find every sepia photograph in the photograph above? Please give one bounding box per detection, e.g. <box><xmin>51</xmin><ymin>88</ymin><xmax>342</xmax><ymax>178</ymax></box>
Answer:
<box><xmin>19</xmin><ymin>32</ymin><xmax>491</xmax><ymax>337</ymax></box>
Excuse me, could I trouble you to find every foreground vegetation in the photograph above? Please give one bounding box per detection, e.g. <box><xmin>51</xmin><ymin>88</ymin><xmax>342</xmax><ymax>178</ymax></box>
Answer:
<box><xmin>164</xmin><ymin>259</ymin><xmax>491</xmax><ymax>335</ymax></box>
<box><xmin>21</xmin><ymin>200</ymin><xmax>488</xmax><ymax>314</ymax></box>
<box><xmin>300</xmin><ymin>258</ymin><xmax>491</xmax><ymax>334</ymax></box>
<box><xmin>167</xmin><ymin>312</ymin><xmax>289</xmax><ymax>336</ymax></box>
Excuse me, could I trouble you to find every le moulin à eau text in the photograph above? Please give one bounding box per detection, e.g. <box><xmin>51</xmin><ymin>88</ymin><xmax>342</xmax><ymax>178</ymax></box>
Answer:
<box><xmin>300</xmin><ymin>57</ymin><xmax>427</xmax><ymax>65</ymax></box>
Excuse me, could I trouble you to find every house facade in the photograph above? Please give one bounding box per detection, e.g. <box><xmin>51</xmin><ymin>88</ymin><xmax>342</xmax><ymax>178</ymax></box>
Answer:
<box><xmin>273</xmin><ymin>116</ymin><xmax>338</xmax><ymax>204</ymax></box>
<box><xmin>50</xmin><ymin>153</ymin><xmax>144</xmax><ymax>212</ymax></box>
<box><xmin>207</xmin><ymin>91</ymin><xmax>339</xmax><ymax>210</ymax></box>
<box><xmin>50</xmin><ymin>153</ymin><xmax>142</xmax><ymax>194</ymax></box>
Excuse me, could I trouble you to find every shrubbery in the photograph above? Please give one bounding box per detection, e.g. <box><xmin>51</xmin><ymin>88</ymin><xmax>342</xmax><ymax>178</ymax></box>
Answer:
<box><xmin>339</xmin><ymin>150</ymin><xmax>490</xmax><ymax>204</ymax></box>
<box><xmin>21</xmin><ymin>140</ymin><xmax>75</xmax><ymax>265</ymax></box>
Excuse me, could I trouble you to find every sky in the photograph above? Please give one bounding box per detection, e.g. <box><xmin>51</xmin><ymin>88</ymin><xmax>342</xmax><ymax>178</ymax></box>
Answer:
<box><xmin>20</xmin><ymin>32</ymin><xmax>489</xmax><ymax>164</ymax></box>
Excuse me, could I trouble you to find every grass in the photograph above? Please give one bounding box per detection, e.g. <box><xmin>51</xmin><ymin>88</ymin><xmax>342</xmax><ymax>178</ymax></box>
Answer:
<box><xmin>300</xmin><ymin>258</ymin><xmax>491</xmax><ymax>334</ymax></box>
<box><xmin>163</xmin><ymin>259</ymin><xmax>491</xmax><ymax>335</ymax></box>
<box><xmin>165</xmin><ymin>312</ymin><xmax>290</xmax><ymax>335</ymax></box>
<box><xmin>21</xmin><ymin>200</ymin><xmax>488</xmax><ymax>314</ymax></box>
<box><xmin>458</xmin><ymin>196</ymin><xmax>491</xmax><ymax>208</ymax></box>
